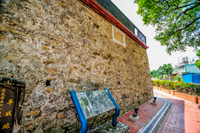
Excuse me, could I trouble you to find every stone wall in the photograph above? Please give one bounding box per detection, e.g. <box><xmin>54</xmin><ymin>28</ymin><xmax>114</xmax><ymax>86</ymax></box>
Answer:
<box><xmin>0</xmin><ymin>0</ymin><xmax>153</xmax><ymax>132</ymax></box>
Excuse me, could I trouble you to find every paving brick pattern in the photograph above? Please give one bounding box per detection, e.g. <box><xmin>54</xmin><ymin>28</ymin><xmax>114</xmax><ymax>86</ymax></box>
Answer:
<box><xmin>155</xmin><ymin>89</ymin><xmax>200</xmax><ymax>133</ymax></box>
<box><xmin>117</xmin><ymin>89</ymin><xmax>200</xmax><ymax>133</ymax></box>
<box><xmin>117</xmin><ymin>98</ymin><xmax>164</xmax><ymax>133</ymax></box>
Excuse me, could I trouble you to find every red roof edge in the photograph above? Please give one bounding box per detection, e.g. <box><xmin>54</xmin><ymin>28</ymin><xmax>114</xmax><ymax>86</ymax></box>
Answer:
<box><xmin>82</xmin><ymin>0</ymin><xmax>149</xmax><ymax>49</ymax></box>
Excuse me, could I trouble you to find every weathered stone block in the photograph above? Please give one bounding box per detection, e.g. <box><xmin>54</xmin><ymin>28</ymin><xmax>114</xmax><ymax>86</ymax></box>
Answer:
<box><xmin>90</xmin><ymin>121</ymin><xmax>129</xmax><ymax>133</ymax></box>
<box><xmin>43</xmin><ymin>59</ymin><xmax>57</xmax><ymax>64</ymax></box>
<box><xmin>45</xmin><ymin>87</ymin><xmax>56</xmax><ymax>92</ymax></box>
<box><xmin>56</xmin><ymin>112</ymin><xmax>64</xmax><ymax>119</ymax></box>
<box><xmin>0</xmin><ymin>0</ymin><xmax>153</xmax><ymax>132</ymax></box>
<box><xmin>27</xmin><ymin>110</ymin><xmax>41</xmax><ymax>116</ymax></box>
<box><xmin>42</xmin><ymin>46</ymin><xmax>50</xmax><ymax>51</ymax></box>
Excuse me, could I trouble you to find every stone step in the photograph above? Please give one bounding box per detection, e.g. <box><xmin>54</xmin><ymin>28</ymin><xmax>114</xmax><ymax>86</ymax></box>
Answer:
<box><xmin>89</xmin><ymin>121</ymin><xmax>129</xmax><ymax>133</ymax></box>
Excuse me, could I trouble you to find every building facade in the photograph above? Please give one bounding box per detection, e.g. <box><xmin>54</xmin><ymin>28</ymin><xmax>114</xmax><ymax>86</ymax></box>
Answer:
<box><xmin>173</xmin><ymin>64</ymin><xmax>200</xmax><ymax>77</ymax></box>
<box><xmin>0</xmin><ymin>0</ymin><xmax>153</xmax><ymax>132</ymax></box>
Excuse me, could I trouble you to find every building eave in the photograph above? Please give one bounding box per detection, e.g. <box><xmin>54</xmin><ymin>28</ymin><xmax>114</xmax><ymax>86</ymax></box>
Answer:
<box><xmin>81</xmin><ymin>0</ymin><xmax>149</xmax><ymax>49</ymax></box>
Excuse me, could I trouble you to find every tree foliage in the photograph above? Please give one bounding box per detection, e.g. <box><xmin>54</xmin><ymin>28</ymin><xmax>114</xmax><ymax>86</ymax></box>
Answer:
<box><xmin>165</xmin><ymin>64</ymin><xmax>174</xmax><ymax>75</ymax></box>
<box><xmin>195</xmin><ymin>49</ymin><xmax>200</xmax><ymax>68</ymax></box>
<box><xmin>151</xmin><ymin>64</ymin><xmax>174</xmax><ymax>78</ymax></box>
<box><xmin>134</xmin><ymin>0</ymin><xmax>200</xmax><ymax>54</ymax></box>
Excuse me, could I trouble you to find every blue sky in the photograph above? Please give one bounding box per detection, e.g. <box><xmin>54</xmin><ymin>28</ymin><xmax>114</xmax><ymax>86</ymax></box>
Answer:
<box><xmin>111</xmin><ymin>0</ymin><xmax>197</xmax><ymax>71</ymax></box>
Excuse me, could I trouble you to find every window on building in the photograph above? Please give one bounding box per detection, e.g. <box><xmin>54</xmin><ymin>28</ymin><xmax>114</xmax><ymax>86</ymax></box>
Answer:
<box><xmin>135</xmin><ymin>28</ymin><xmax>138</xmax><ymax>36</ymax></box>
<box><xmin>112</xmin><ymin>25</ymin><xmax>126</xmax><ymax>47</ymax></box>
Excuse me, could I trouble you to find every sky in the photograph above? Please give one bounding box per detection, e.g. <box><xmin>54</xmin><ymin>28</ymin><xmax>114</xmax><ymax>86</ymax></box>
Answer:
<box><xmin>111</xmin><ymin>0</ymin><xmax>198</xmax><ymax>71</ymax></box>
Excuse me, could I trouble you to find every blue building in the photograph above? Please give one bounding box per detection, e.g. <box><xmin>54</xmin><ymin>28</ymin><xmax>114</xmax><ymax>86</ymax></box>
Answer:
<box><xmin>173</xmin><ymin>64</ymin><xmax>200</xmax><ymax>84</ymax></box>
<box><xmin>182</xmin><ymin>74</ymin><xmax>200</xmax><ymax>84</ymax></box>
<box><xmin>184</xmin><ymin>64</ymin><xmax>200</xmax><ymax>73</ymax></box>
<box><xmin>173</xmin><ymin>64</ymin><xmax>200</xmax><ymax>77</ymax></box>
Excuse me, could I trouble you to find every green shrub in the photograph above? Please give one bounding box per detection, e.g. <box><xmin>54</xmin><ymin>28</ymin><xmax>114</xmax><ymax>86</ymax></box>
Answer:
<box><xmin>195</xmin><ymin>60</ymin><xmax>200</xmax><ymax>69</ymax></box>
<box><xmin>175</xmin><ymin>82</ymin><xmax>186</xmax><ymax>90</ymax></box>
<box><xmin>173</xmin><ymin>76</ymin><xmax>182</xmax><ymax>82</ymax></box>
<box><xmin>153</xmin><ymin>80</ymin><xmax>160</xmax><ymax>87</ymax></box>
<box><xmin>187</xmin><ymin>83</ymin><xmax>200</xmax><ymax>93</ymax></box>
<box><xmin>165</xmin><ymin>80</ymin><xmax>174</xmax><ymax>90</ymax></box>
<box><xmin>165</xmin><ymin>80</ymin><xmax>172</xmax><ymax>86</ymax></box>
<box><xmin>153</xmin><ymin>79</ymin><xmax>200</xmax><ymax>95</ymax></box>
<box><xmin>173</xmin><ymin>82</ymin><xmax>200</xmax><ymax>96</ymax></box>
<box><xmin>159</xmin><ymin>80</ymin><xmax>167</xmax><ymax>85</ymax></box>
<box><xmin>183</xmin><ymin>89</ymin><xmax>187</xmax><ymax>93</ymax></box>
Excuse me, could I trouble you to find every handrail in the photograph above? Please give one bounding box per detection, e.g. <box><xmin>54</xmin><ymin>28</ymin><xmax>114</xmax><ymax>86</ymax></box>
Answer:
<box><xmin>104</xmin><ymin>88</ymin><xmax>120</xmax><ymax>127</ymax></box>
<box><xmin>70</xmin><ymin>90</ymin><xmax>88</xmax><ymax>133</ymax></box>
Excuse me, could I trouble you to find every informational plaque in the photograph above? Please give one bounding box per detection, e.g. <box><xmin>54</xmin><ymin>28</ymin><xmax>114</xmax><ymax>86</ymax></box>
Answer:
<box><xmin>0</xmin><ymin>76</ymin><xmax>25</xmax><ymax>133</ymax></box>
<box><xmin>77</xmin><ymin>90</ymin><xmax>115</xmax><ymax>119</ymax></box>
<box><xmin>0</xmin><ymin>86</ymin><xmax>15</xmax><ymax>133</ymax></box>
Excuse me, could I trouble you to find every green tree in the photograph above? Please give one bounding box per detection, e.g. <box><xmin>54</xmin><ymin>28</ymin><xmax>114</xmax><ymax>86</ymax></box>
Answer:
<box><xmin>134</xmin><ymin>0</ymin><xmax>200</xmax><ymax>54</ymax></box>
<box><xmin>150</xmin><ymin>63</ymin><xmax>174</xmax><ymax>78</ymax></box>
<box><xmin>164</xmin><ymin>64</ymin><xmax>174</xmax><ymax>79</ymax></box>
<box><xmin>157</xmin><ymin>66</ymin><xmax>165</xmax><ymax>75</ymax></box>
<box><xmin>195</xmin><ymin>49</ymin><xmax>200</xmax><ymax>68</ymax></box>
<box><xmin>151</xmin><ymin>70</ymin><xmax>160</xmax><ymax>77</ymax></box>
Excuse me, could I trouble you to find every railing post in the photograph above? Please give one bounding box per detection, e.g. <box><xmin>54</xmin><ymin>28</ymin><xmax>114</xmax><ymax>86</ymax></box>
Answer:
<box><xmin>70</xmin><ymin>90</ymin><xmax>88</xmax><ymax>133</ymax></box>
<box><xmin>104</xmin><ymin>88</ymin><xmax>120</xmax><ymax>127</ymax></box>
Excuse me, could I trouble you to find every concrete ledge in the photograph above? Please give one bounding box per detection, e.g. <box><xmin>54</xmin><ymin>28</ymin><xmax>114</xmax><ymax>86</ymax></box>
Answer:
<box><xmin>129</xmin><ymin>115</ymin><xmax>140</xmax><ymax>121</ymax></box>
<box><xmin>89</xmin><ymin>121</ymin><xmax>129</xmax><ymax>133</ymax></box>
<box><xmin>151</xmin><ymin>102</ymin><xmax>157</xmax><ymax>105</ymax></box>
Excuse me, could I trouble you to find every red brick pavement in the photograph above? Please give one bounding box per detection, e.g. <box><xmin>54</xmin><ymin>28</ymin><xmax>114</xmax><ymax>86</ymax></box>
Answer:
<box><xmin>117</xmin><ymin>89</ymin><xmax>200</xmax><ymax>133</ymax></box>
<box><xmin>154</xmin><ymin>89</ymin><xmax>200</xmax><ymax>133</ymax></box>
<box><xmin>117</xmin><ymin>98</ymin><xmax>164</xmax><ymax>133</ymax></box>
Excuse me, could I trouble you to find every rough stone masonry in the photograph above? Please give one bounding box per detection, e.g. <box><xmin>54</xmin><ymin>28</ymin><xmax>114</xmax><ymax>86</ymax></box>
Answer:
<box><xmin>0</xmin><ymin>0</ymin><xmax>153</xmax><ymax>132</ymax></box>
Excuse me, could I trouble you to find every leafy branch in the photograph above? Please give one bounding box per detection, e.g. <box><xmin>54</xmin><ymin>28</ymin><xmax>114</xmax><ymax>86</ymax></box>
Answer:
<box><xmin>175</xmin><ymin>2</ymin><xmax>200</xmax><ymax>23</ymax></box>
<box><xmin>134</xmin><ymin>0</ymin><xmax>200</xmax><ymax>54</ymax></box>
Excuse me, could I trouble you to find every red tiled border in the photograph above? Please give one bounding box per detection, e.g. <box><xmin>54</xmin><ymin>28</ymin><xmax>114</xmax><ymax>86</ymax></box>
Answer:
<box><xmin>81</xmin><ymin>0</ymin><xmax>148</xmax><ymax>49</ymax></box>
<box><xmin>174</xmin><ymin>91</ymin><xmax>198</xmax><ymax>103</ymax></box>
<box><xmin>117</xmin><ymin>98</ymin><xmax>164</xmax><ymax>133</ymax></box>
